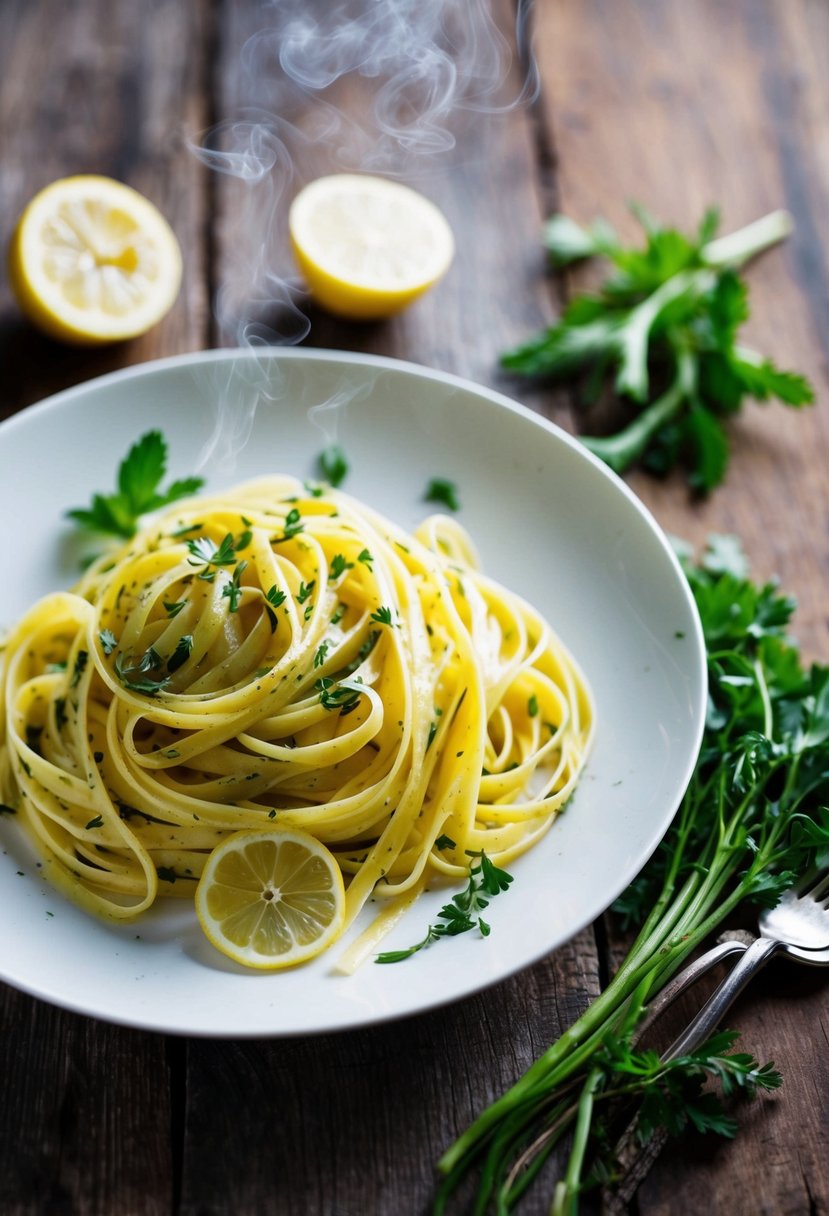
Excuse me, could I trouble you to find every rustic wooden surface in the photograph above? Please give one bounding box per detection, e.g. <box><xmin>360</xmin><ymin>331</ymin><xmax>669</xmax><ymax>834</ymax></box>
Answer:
<box><xmin>0</xmin><ymin>1</ymin><xmax>826</xmax><ymax>1214</ymax></box>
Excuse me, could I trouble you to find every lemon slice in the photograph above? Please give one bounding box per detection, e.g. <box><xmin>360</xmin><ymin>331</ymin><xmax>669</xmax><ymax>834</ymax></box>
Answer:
<box><xmin>289</xmin><ymin>174</ymin><xmax>454</xmax><ymax>320</ymax></box>
<box><xmin>8</xmin><ymin>175</ymin><xmax>182</xmax><ymax>345</ymax></box>
<box><xmin>195</xmin><ymin>828</ymin><xmax>346</xmax><ymax>970</ymax></box>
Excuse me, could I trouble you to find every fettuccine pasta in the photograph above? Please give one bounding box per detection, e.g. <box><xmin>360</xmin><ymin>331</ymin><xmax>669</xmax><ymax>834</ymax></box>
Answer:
<box><xmin>0</xmin><ymin>477</ymin><xmax>594</xmax><ymax>955</ymax></box>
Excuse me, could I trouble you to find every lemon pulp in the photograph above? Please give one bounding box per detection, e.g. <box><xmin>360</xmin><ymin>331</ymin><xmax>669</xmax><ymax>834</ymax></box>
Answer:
<box><xmin>289</xmin><ymin>173</ymin><xmax>454</xmax><ymax>320</ymax></box>
<box><xmin>8</xmin><ymin>175</ymin><xmax>182</xmax><ymax>345</ymax></box>
<box><xmin>195</xmin><ymin>829</ymin><xmax>346</xmax><ymax>970</ymax></box>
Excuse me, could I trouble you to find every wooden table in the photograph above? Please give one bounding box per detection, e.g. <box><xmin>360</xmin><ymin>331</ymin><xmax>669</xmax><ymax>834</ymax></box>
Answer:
<box><xmin>1</xmin><ymin>2</ymin><xmax>827</xmax><ymax>1213</ymax></box>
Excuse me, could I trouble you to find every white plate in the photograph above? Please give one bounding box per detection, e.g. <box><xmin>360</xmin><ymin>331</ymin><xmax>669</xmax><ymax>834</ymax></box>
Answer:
<box><xmin>0</xmin><ymin>349</ymin><xmax>705</xmax><ymax>1036</ymax></box>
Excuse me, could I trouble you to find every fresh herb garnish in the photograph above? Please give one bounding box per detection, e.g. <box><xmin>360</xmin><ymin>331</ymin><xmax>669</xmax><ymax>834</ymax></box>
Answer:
<box><xmin>424</xmin><ymin>477</ymin><xmax>461</xmax><ymax>512</ymax></box>
<box><xmin>376</xmin><ymin>852</ymin><xmax>513</xmax><ymax>963</ymax></box>
<box><xmin>357</xmin><ymin>548</ymin><xmax>374</xmax><ymax>570</ymax></box>
<box><xmin>222</xmin><ymin>561</ymin><xmax>248</xmax><ymax>613</ymax></box>
<box><xmin>314</xmin><ymin>641</ymin><xmax>330</xmax><ymax>669</ymax></box>
<box><xmin>163</xmin><ymin>600</ymin><xmax>186</xmax><ymax>618</ymax></box>
<box><xmin>187</xmin><ymin>532</ymin><xmax>242</xmax><ymax>580</ymax></box>
<box><xmin>502</xmin><ymin>208</ymin><xmax>814</xmax><ymax>491</ymax></box>
<box><xmin>316</xmin><ymin>676</ymin><xmax>364</xmax><ymax>716</ymax></box>
<box><xmin>166</xmin><ymin>635</ymin><xmax>194</xmax><ymax>674</ymax></box>
<box><xmin>436</xmin><ymin>535</ymin><xmax>829</xmax><ymax>1211</ymax></box>
<box><xmin>297</xmin><ymin>579</ymin><xmax>315</xmax><ymax>605</ymax></box>
<box><xmin>317</xmin><ymin>443</ymin><xmax>349</xmax><ymax>487</ymax></box>
<box><xmin>66</xmin><ymin>431</ymin><xmax>204</xmax><ymax>539</ymax></box>
<box><xmin>114</xmin><ymin>648</ymin><xmax>171</xmax><ymax>696</ymax></box>
<box><xmin>98</xmin><ymin>629</ymin><xmax>118</xmax><ymax>656</ymax></box>
<box><xmin>70</xmin><ymin>650</ymin><xmax>88</xmax><ymax>688</ymax></box>
<box><xmin>329</xmin><ymin>553</ymin><xmax>353</xmax><ymax>580</ymax></box>
<box><xmin>370</xmin><ymin>605</ymin><xmax>394</xmax><ymax>626</ymax></box>
<box><xmin>271</xmin><ymin>507</ymin><xmax>304</xmax><ymax>544</ymax></box>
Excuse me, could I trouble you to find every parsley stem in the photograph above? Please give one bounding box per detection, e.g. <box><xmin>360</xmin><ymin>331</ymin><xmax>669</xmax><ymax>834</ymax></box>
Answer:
<box><xmin>552</xmin><ymin>1067</ymin><xmax>602</xmax><ymax>1216</ymax></box>
<box><xmin>701</xmin><ymin>208</ymin><xmax>792</xmax><ymax>269</ymax></box>
<box><xmin>581</xmin><ymin>347</ymin><xmax>696</xmax><ymax>474</ymax></box>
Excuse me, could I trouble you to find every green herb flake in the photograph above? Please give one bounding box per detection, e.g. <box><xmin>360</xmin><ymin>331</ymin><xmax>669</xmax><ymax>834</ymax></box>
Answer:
<box><xmin>70</xmin><ymin>650</ymin><xmax>88</xmax><ymax>688</ymax></box>
<box><xmin>317</xmin><ymin>443</ymin><xmax>349</xmax><ymax>488</ymax></box>
<box><xmin>424</xmin><ymin>477</ymin><xmax>461</xmax><ymax>512</ymax></box>
<box><xmin>99</xmin><ymin>629</ymin><xmax>118</xmax><ymax>656</ymax></box>
<box><xmin>329</xmin><ymin>554</ymin><xmax>353</xmax><ymax>580</ymax></box>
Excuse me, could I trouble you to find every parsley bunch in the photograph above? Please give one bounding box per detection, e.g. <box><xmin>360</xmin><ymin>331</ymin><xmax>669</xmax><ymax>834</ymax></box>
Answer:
<box><xmin>435</xmin><ymin>537</ymin><xmax>829</xmax><ymax>1214</ymax></box>
<box><xmin>503</xmin><ymin>207</ymin><xmax>813</xmax><ymax>491</ymax></box>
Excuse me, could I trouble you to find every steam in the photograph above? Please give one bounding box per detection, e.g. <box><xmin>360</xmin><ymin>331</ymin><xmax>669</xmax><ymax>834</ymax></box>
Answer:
<box><xmin>188</xmin><ymin>0</ymin><xmax>539</xmax><ymax>470</ymax></box>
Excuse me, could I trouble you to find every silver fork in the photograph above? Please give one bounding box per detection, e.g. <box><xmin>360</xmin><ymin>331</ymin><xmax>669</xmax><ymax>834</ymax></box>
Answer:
<box><xmin>644</xmin><ymin>869</ymin><xmax>829</xmax><ymax>1059</ymax></box>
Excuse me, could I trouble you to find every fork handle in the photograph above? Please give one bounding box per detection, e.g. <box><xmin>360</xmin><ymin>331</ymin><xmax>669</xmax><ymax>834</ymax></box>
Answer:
<box><xmin>635</xmin><ymin>939</ymin><xmax>749</xmax><ymax>1045</ymax></box>
<box><xmin>665</xmin><ymin>936</ymin><xmax>781</xmax><ymax>1059</ymax></box>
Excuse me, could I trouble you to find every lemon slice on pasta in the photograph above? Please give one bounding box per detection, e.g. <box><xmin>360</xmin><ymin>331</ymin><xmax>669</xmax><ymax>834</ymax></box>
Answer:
<box><xmin>8</xmin><ymin>175</ymin><xmax>182</xmax><ymax>345</ymax></box>
<box><xmin>289</xmin><ymin>174</ymin><xmax>454</xmax><ymax>319</ymax></box>
<box><xmin>195</xmin><ymin>829</ymin><xmax>346</xmax><ymax>969</ymax></box>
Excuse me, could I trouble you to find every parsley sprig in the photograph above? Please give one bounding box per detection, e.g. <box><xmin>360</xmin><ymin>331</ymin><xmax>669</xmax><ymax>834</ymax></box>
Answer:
<box><xmin>437</xmin><ymin>536</ymin><xmax>829</xmax><ymax>1212</ymax></box>
<box><xmin>187</xmin><ymin>530</ymin><xmax>249</xmax><ymax>581</ymax></box>
<box><xmin>503</xmin><ymin>207</ymin><xmax>814</xmax><ymax>491</ymax></box>
<box><xmin>67</xmin><ymin>431</ymin><xmax>204</xmax><ymax>539</ymax></box>
<box><xmin>376</xmin><ymin>852</ymin><xmax>513</xmax><ymax>963</ymax></box>
<box><xmin>316</xmin><ymin>676</ymin><xmax>364</xmax><ymax>716</ymax></box>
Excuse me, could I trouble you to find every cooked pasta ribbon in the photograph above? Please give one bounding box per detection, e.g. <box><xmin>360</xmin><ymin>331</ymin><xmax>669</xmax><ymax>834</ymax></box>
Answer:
<box><xmin>0</xmin><ymin>478</ymin><xmax>594</xmax><ymax>947</ymax></box>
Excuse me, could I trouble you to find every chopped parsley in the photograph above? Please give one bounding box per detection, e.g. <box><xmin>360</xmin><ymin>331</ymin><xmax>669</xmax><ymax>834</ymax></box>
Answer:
<box><xmin>424</xmin><ymin>477</ymin><xmax>461</xmax><ymax>511</ymax></box>
<box><xmin>316</xmin><ymin>676</ymin><xmax>364</xmax><ymax>716</ymax></box>
<box><xmin>317</xmin><ymin>443</ymin><xmax>349</xmax><ymax>487</ymax></box>
<box><xmin>329</xmin><ymin>554</ymin><xmax>353</xmax><ymax>580</ymax></box>
<box><xmin>222</xmin><ymin>560</ymin><xmax>248</xmax><ymax>612</ymax></box>
<box><xmin>167</xmin><ymin>635</ymin><xmax>194</xmax><ymax>674</ymax></box>
<box><xmin>98</xmin><ymin>629</ymin><xmax>118</xmax><ymax>656</ymax></box>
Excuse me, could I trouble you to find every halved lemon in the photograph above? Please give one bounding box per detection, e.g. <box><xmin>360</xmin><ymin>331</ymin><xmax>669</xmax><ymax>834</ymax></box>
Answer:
<box><xmin>289</xmin><ymin>174</ymin><xmax>455</xmax><ymax>320</ymax></box>
<box><xmin>195</xmin><ymin>828</ymin><xmax>346</xmax><ymax>970</ymax></box>
<box><xmin>8</xmin><ymin>175</ymin><xmax>182</xmax><ymax>345</ymax></box>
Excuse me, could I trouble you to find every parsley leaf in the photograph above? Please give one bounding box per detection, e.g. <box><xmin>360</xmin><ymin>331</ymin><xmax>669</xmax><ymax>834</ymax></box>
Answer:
<box><xmin>317</xmin><ymin>444</ymin><xmax>349</xmax><ymax>487</ymax></box>
<box><xmin>67</xmin><ymin>432</ymin><xmax>204</xmax><ymax>539</ymax></box>
<box><xmin>424</xmin><ymin>478</ymin><xmax>461</xmax><ymax>512</ymax></box>
<box><xmin>316</xmin><ymin>676</ymin><xmax>364</xmax><ymax>716</ymax></box>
